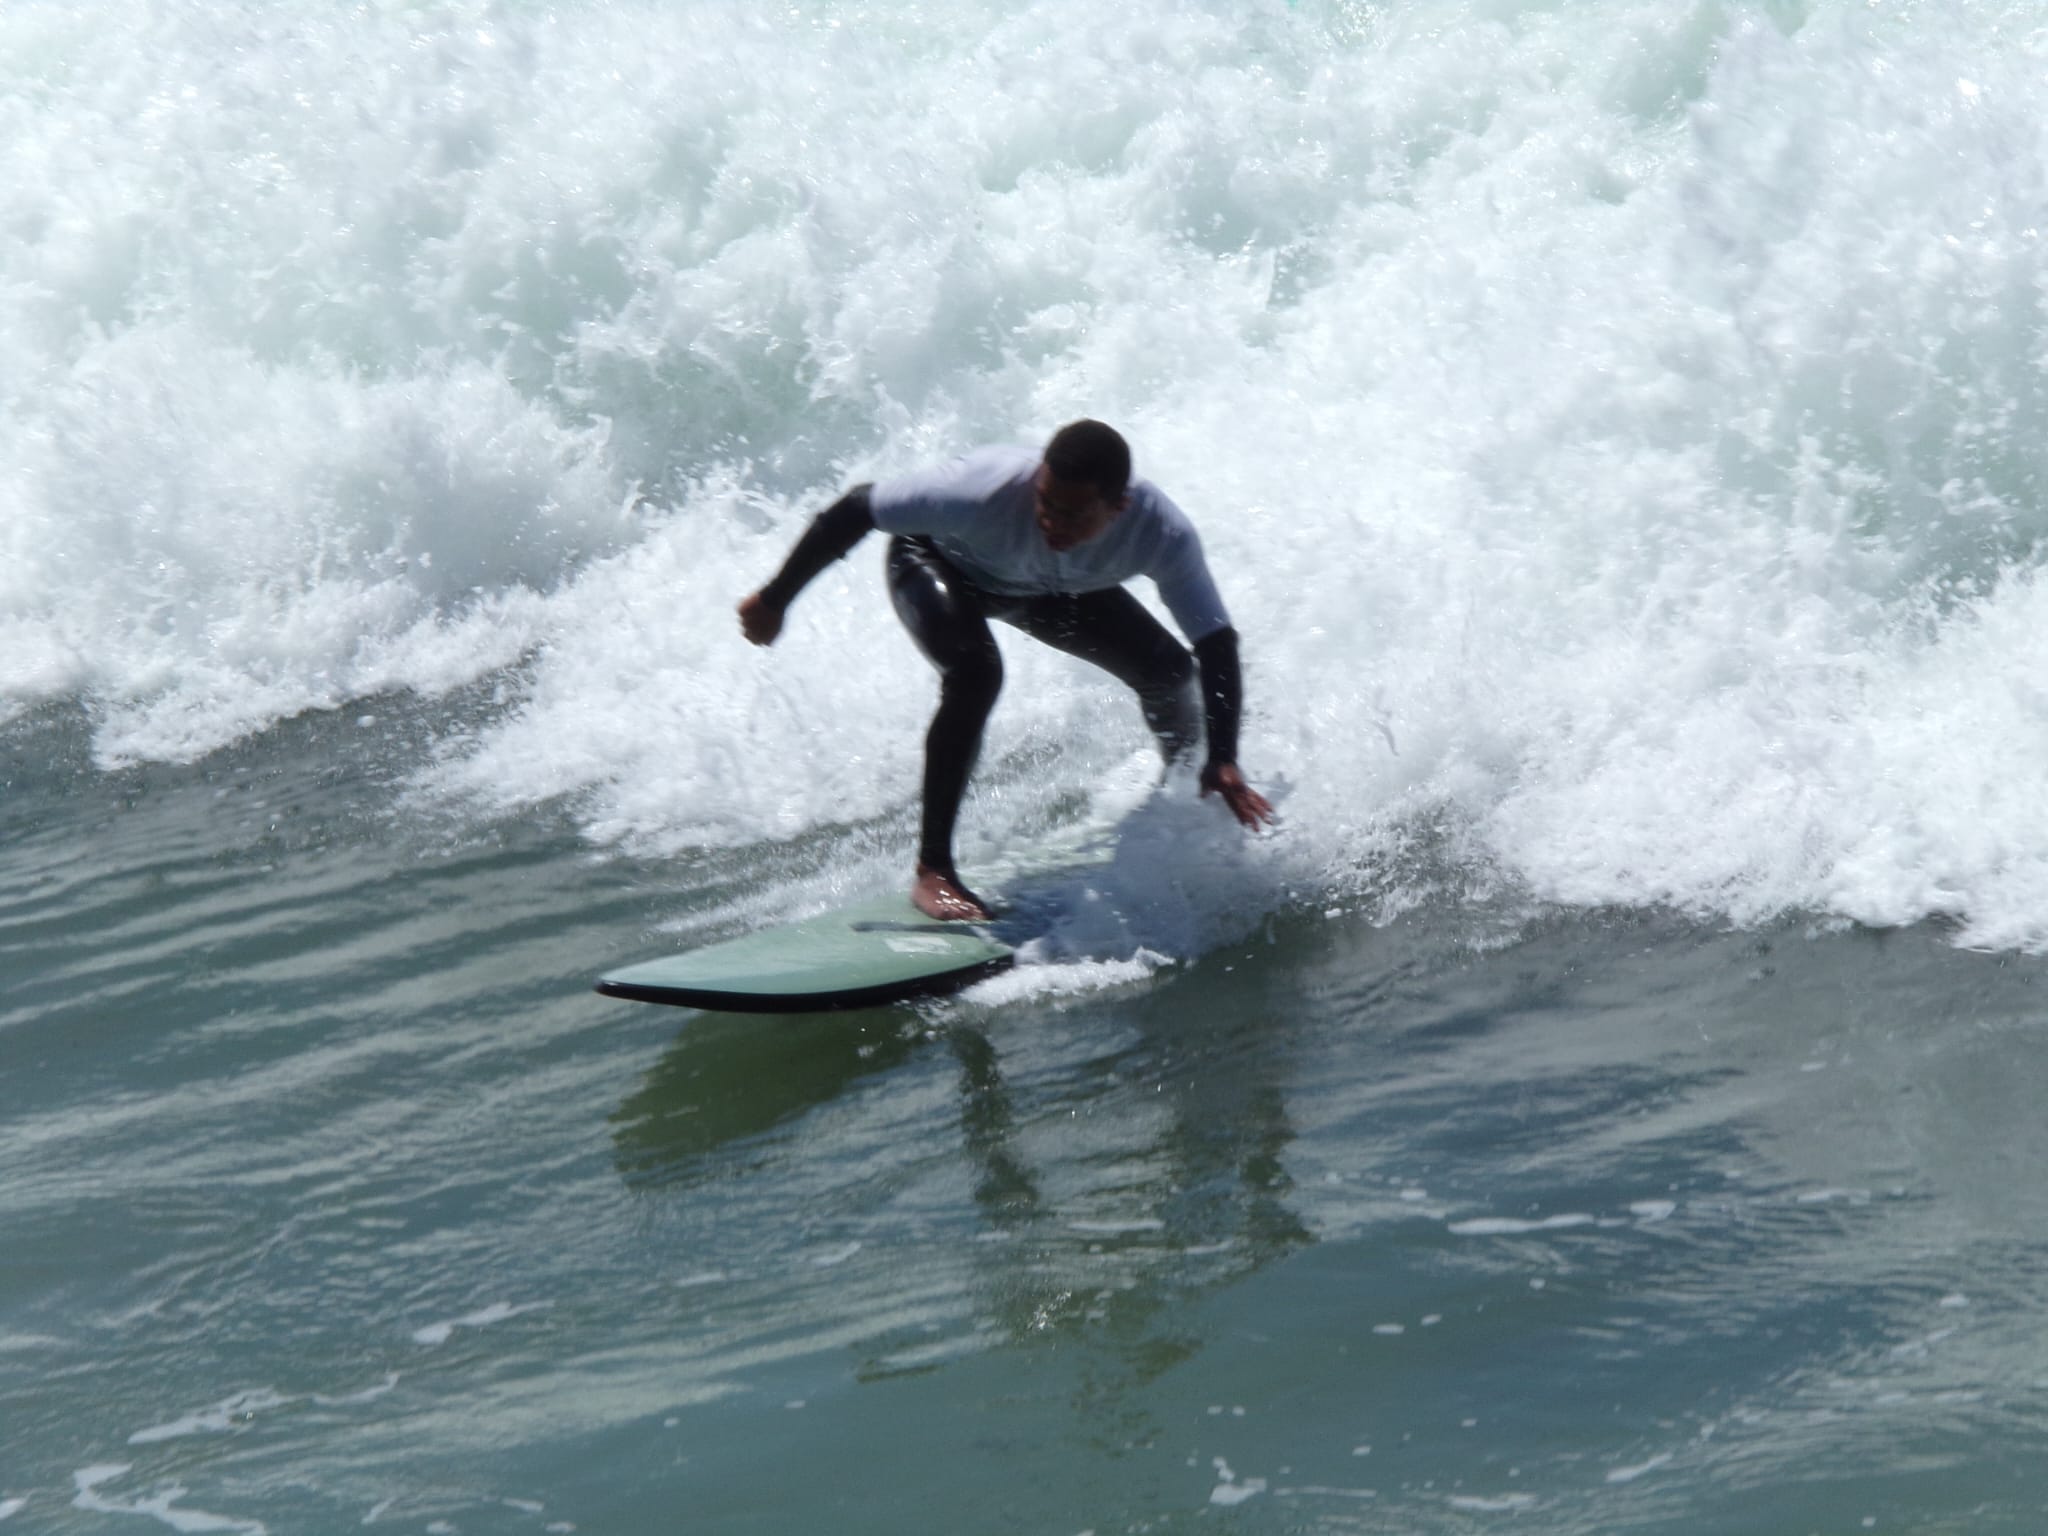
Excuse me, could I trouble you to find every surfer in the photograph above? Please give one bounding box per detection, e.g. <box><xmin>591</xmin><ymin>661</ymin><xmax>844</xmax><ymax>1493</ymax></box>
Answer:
<box><xmin>738</xmin><ymin>420</ymin><xmax>1274</xmax><ymax>921</ymax></box>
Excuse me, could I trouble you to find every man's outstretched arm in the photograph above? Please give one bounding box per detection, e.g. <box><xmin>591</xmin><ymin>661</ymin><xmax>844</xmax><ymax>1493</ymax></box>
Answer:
<box><xmin>737</xmin><ymin>485</ymin><xmax>877</xmax><ymax>645</ymax></box>
<box><xmin>1192</xmin><ymin>626</ymin><xmax>1276</xmax><ymax>829</ymax></box>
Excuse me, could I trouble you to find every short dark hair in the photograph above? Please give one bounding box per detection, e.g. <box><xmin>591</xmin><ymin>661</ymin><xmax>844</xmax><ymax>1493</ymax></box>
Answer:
<box><xmin>1044</xmin><ymin>419</ymin><xmax>1132</xmax><ymax>499</ymax></box>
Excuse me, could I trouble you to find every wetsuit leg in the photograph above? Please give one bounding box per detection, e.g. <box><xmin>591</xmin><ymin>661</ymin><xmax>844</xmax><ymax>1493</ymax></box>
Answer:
<box><xmin>886</xmin><ymin>537</ymin><xmax>1003</xmax><ymax>875</ymax></box>
<box><xmin>997</xmin><ymin>588</ymin><xmax>1200</xmax><ymax>762</ymax></box>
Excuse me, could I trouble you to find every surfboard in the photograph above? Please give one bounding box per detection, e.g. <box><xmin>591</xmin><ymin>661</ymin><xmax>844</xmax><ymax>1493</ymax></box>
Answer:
<box><xmin>595</xmin><ymin>896</ymin><xmax>1014</xmax><ymax>1013</ymax></box>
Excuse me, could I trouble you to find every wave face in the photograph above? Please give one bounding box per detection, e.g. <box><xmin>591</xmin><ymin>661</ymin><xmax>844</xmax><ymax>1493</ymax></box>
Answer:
<box><xmin>8</xmin><ymin>0</ymin><xmax>2048</xmax><ymax>946</ymax></box>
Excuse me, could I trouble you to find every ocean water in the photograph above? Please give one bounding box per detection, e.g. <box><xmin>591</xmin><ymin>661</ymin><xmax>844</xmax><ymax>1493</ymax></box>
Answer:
<box><xmin>8</xmin><ymin>0</ymin><xmax>2048</xmax><ymax>1529</ymax></box>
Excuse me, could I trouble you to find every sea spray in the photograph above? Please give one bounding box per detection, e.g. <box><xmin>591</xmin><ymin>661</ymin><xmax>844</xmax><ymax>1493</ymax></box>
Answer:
<box><xmin>7</xmin><ymin>0</ymin><xmax>2048</xmax><ymax>945</ymax></box>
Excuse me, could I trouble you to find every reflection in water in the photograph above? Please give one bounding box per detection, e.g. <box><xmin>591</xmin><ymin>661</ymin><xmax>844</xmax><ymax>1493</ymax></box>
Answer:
<box><xmin>607</xmin><ymin>957</ymin><xmax>1318</xmax><ymax>1391</ymax></box>
<box><xmin>609</xmin><ymin>1010</ymin><xmax>925</xmax><ymax>1182</ymax></box>
<box><xmin>949</xmin><ymin>1024</ymin><xmax>1043</xmax><ymax>1229</ymax></box>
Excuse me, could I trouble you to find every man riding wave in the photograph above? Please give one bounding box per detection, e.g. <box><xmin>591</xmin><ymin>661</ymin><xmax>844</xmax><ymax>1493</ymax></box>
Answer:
<box><xmin>739</xmin><ymin>420</ymin><xmax>1273</xmax><ymax>921</ymax></box>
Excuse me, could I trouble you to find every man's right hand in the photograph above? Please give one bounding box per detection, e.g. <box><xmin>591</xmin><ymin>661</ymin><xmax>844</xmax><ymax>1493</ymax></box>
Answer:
<box><xmin>737</xmin><ymin>591</ymin><xmax>785</xmax><ymax>646</ymax></box>
<box><xmin>1200</xmin><ymin>762</ymin><xmax>1277</xmax><ymax>830</ymax></box>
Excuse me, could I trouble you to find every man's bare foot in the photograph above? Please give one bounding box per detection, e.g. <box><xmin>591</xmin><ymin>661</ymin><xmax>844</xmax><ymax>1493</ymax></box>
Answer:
<box><xmin>912</xmin><ymin>863</ymin><xmax>991</xmax><ymax>922</ymax></box>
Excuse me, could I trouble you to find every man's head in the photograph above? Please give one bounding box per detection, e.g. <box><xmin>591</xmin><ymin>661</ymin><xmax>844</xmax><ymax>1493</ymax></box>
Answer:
<box><xmin>1035</xmin><ymin>419</ymin><xmax>1132</xmax><ymax>552</ymax></box>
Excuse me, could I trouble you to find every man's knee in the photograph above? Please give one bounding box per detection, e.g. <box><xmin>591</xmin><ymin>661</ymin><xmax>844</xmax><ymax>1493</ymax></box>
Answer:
<box><xmin>940</xmin><ymin>640</ymin><xmax>1003</xmax><ymax>715</ymax></box>
<box><xmin>1135</xmin><ymin>641</ymin><xmax>1194</xmax><ymax>707</ymax></box>
<box><xmin>1128</xmin><ymin>645</ymin><xmax>1193</xmax><ymax>757</ymax></box>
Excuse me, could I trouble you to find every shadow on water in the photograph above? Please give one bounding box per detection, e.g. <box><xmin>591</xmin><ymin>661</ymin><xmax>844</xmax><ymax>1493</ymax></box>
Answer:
<box><xmin>937</xmin><ymin>974</ymin><xmax>1316</xmax><ymax>1384</ymax></box>
<box><xmin>608</xmin><ymin>1008</ymin><xmax>928</xmax><ymax>1181</ymax></box>
<box><xmin>605</xmin><ymin>929</ymin><xmax>1321</xmax><ymax>1406</ymax></box>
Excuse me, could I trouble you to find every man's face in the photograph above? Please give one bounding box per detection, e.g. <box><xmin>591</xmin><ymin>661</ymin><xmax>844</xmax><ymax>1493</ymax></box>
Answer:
<box><xmin>1033</xmin><ymin>463</ymin><xmax>1128</xmax><ymax>552</ymax></box>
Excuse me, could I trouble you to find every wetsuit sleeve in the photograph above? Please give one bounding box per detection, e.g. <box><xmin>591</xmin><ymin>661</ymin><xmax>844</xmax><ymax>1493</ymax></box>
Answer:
<box><xmin>1193</xmin><ymin>626</ymin><xmax>1243</xmax><ymax>770</ymax></box>
<box><xmin>759</xmin><ymin>485</ymin><xmax>876</xmax><ymax>609</ymax></box>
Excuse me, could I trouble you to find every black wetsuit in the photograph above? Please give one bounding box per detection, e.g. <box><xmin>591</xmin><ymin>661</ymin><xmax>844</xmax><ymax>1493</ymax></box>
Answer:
<box><xmin>760</xmin><ymin>485</ymin><xmax>1244</xmax><ymax>879</ymax></box>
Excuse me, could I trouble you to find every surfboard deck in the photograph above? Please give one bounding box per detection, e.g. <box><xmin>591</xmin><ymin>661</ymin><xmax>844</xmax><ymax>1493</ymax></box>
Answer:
<box><xmin>596</xmin><ymin>895</ymin><xmax>1014</xmax><ymax>1013</ymax></box>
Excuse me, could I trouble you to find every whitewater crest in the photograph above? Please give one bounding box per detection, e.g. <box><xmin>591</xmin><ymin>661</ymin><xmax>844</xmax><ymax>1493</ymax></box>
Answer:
<box><xmin>6</xmin><ymin>0</ymin><xmax>2048</xmax><ymax>946</ymax></box>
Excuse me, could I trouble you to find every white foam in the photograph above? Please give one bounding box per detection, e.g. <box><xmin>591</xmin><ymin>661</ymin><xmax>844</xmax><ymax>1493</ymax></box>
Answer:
<box><xmin>1447</xmin><ymin>1214</ymin><xmax>1599</xmax><ymax>1237</ymax></box>
<box><xmin>0</xmin><ymin>1499</ymin><xmax>25</xmax><ymax>1522</ymax></box>
<box><xmin>411</xmin><ymin>1300</ymin><xmax>549</xmax><ymax>1347</ymax></box>
<box><xmin>958</xmin><ymin>937</ymin><xmax>1177</xmax><ymax>1008</ymax></box>
<box><xmin>1209</xmin><ymin>1480</ymin><xmax>1265</xmax><ymax>1507</ymax></box>
<box><xmin>871</xmin><ymin>1333</ymin><xmax>993</xmax><ymax>1374</ymax></box>
<box><xmin>10</xmin><ymin>0</ymin><xmax>2048</xmax><ymax>949</ymax></box>
<box><xmin>128</xmin><ymin>1388</ymin><xmax>291</xmax><ymax>1445</ymax></box>
<box><xmin>1606</xmin><ymin>1452</ymin><xmax>1675</xmax><ymax>1484</ymax></box>
<box><xmin>310</xmin><ymin>1373</ymin><xmax>400</xmax><ymax>1407</ymax></box>
<box><xmin>72</xmin><ymin>1465</ymin><xmax>266</xmax><ymax>1535</ymax></box>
